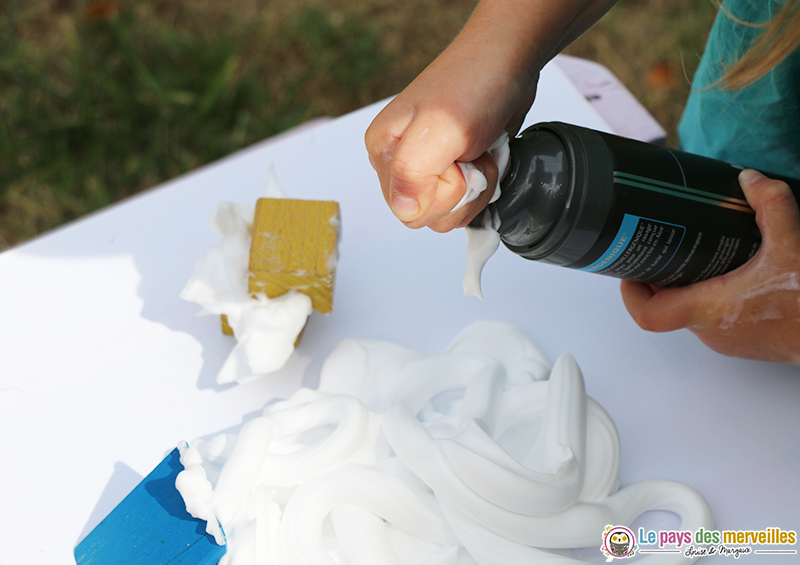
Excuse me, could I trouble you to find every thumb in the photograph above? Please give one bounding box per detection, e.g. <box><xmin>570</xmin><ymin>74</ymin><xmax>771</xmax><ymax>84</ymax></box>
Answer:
<box><xmin>739</xmin><ymin>169</ymin><xmax>800</xmax><ymax>249</ymax></box>
<box><xmin>386</xmin><ymin>115</ymin><xmax>473</xmax><ymax>227</ymax></box>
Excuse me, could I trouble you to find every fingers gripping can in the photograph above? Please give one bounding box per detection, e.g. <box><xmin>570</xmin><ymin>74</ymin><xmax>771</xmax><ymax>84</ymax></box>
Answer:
<box><xmin>482</xmin><ymin>122</ymin><xmax>800</xmax><ymax>287</ymax></box>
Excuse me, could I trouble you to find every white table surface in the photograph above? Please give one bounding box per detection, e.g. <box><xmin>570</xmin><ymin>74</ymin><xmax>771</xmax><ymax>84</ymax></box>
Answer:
<box><xmin>1</xmin><ymin>60</ymin><xmax>798</xmax><ymax>565</ymax></box>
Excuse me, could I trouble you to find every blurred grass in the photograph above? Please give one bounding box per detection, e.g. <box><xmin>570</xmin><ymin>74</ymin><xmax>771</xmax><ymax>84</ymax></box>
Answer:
<box><xmin>0</xmin><ymin>0</ymin><xmax>718</xmax><ymax>249</ymax></box>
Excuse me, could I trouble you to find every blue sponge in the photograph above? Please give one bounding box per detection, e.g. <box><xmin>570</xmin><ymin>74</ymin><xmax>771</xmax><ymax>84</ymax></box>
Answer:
<box><xmin>75</xmin><ymin>448</ymin><xmax>226</xmax><ymax>565</ymax></box>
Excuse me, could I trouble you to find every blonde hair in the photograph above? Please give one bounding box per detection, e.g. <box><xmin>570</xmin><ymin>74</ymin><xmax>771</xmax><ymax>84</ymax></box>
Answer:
<box><xmin>718</xmin><ymin>0</ymin><xmax>800</xmax><ymax>89</ymax></box>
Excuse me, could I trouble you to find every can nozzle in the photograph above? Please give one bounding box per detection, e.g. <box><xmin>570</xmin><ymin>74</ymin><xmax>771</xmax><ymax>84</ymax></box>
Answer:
<box><xmin>469</xmin><ymin>128</ymin><xmax>570</xmax><ymax>251</ymax></box>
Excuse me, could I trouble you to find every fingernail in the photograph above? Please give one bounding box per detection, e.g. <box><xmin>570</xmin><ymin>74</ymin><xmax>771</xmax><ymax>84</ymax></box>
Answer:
<box><xmin>391</xmin><ymin>192</ymin><xmax>419</xmax><ymax>221</ymax></box>
<box><xmin>739</xmin><ymin>168</ymin><xmax>764</xmax><ymax>185</ymax></box>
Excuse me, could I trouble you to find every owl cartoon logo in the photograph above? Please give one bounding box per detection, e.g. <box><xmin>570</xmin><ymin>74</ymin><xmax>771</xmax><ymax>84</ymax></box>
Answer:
<box><xmin>601</xmin><ymin>525</ymin><xmax>637</xmax><ymax>561</ymax></box>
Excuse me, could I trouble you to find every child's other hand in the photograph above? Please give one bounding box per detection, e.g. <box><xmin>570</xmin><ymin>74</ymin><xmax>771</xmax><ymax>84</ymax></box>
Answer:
<box><xmin>621</xmin><ymin>169</ymin><xmax>800</xmax><ymax>364</ymax></box>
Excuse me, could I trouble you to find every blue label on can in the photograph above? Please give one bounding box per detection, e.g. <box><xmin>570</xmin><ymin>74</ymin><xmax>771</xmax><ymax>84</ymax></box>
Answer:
<box><xmin>579</xmin><ymin>214</ymin><xmax>686</xmax><ymax>282</ymax></box>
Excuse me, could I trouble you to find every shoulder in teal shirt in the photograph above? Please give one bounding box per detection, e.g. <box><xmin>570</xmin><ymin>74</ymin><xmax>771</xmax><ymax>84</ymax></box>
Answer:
<box><xmin>678</xmin><ymin>0</ymin><xmax>800</xmax><ymax>178</ymax></box>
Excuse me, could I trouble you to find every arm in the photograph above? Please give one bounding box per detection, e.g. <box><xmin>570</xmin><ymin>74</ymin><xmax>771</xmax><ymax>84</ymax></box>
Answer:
<box><xmin>621</xmin><ymin>169</ymin><xmax>800</xmax><ymax>364</ymax></box>
<box><xmin>364</xmin><ymin>0</ymin><xmax>618</xmax><ymax>232</ymax></box>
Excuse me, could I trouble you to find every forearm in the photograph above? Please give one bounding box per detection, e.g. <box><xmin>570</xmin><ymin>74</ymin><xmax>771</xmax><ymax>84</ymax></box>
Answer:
<box><xmin>461</xmin><ymin>0</ymin><xmax>619</xmax><ymax>76</ymax></box>
<box><xmin>393</xmin><ymin>0</ymin><xmax>619</xmax><ymax>156</ymax></box>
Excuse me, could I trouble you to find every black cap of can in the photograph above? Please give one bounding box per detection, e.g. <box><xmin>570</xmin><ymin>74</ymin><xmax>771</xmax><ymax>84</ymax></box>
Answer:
<box><xmin>493</xmin><ymin>128</ymin><xmax>571</xmax><ymax>248</ymax></box>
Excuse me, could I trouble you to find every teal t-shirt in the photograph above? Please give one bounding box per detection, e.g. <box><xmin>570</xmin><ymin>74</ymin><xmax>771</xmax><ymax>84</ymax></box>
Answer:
<box><xmin>678</xmin><ymin>0</ymin><xmax>800</xmax><ymax>178</ymax></box>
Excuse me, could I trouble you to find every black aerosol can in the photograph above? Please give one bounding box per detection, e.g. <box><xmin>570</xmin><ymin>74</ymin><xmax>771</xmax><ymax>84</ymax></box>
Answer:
<box><xmin>476</xmin><ymin>122</ymin><xmax>800</xmax><ymax>287</ymax></box>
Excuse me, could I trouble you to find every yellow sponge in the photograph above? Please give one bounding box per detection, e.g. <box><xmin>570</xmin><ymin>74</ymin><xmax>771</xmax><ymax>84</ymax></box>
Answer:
<box><xmin>221</xmin><ymin>197</ymin><xmax>340</xmax><ymax>336</ymax></box>
<box><xmin>249</xmin><ymin>197</ymin><xmax>340</xmax><ymax>312</ymax></box>
<box><xmin>221</xmin><ymin>314</ymin><xmax>234</xmax><ymax>336</ymax></box>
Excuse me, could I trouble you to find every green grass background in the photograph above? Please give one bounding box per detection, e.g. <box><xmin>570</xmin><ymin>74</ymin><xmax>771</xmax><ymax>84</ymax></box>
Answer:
<box><xmin>0</xmin><ymin>0</ymin><xmax>718</xmax><ymax>249</ymax></box>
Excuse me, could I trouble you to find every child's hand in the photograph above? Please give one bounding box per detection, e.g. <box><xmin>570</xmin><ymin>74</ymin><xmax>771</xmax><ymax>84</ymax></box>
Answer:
<box><xmin>364</xmin><ymin>0</ymin><xmax>616</xmax><ymax>232</ymax></box>
<box><xmin>621</xmin><ymin>169</ymin><xmax>800</xmax><ymax>364</ymax></box>
<box><xmin>364</xmin><ymin>6</ymin><xmax>540</xmax><ymax>232</ymax></box>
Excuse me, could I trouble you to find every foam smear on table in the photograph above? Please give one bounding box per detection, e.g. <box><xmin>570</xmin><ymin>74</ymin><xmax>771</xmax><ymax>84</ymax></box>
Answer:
<box><xmin>176</xmin><ymin>321</ymin><xmax>712</xmax><ymax>565</ymax></box>
<box><xmin>180</xmin><ymin>166</ymin><xmax>312</xmax><ymax>384</ymax></box>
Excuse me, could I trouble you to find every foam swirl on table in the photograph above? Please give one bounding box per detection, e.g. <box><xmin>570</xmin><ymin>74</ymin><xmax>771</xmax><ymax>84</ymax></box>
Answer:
<box><xmin>176</xmin><ymin>321</ymin><xmax>712</xmax><ymax>565</ymax></box>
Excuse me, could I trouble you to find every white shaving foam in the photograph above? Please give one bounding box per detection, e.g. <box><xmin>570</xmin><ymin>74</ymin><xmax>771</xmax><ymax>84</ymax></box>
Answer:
<box><xmin>463</xmin><ymin>210</ymin><xmax>501</xmax><ymax>299</ymax></box>
<box><xmin>719</xmin><ymin>271</ymin><xmax>800</xmax><ymax>330</ymax></box>
<box><xmin>177</xmin><ymin>321</ymin><xmax>712</xmax><ymax>564</ymax></box>
<box><xmin>455</xmin><ymin>133</ymin><xmax>511</xmax><ymax>299</ymax></box>
<box><xmin>180</xmin><ymin>170</ymin><xmax>313</xmax><ymax>384</ymax></box>
<box><xmin>451</xmin><ymin>132</ymin><xmax>511</xmax><ymax>213</ymax></box>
